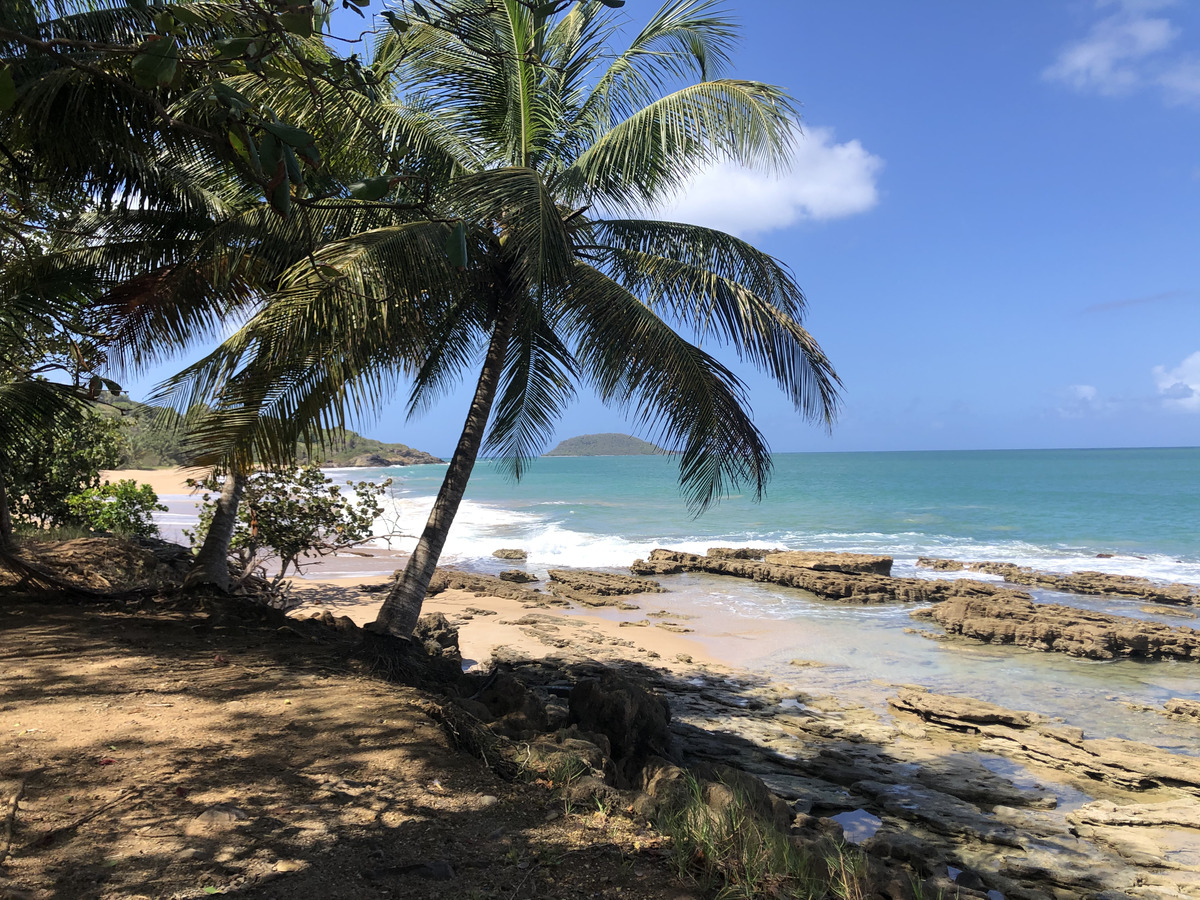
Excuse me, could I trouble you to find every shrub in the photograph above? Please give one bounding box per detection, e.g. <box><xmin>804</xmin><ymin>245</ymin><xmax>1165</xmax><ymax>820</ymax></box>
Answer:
<box><xmin>65</xmin><ymin>480</ymin><xmax>167</xmax><ymax>537</ymax></box>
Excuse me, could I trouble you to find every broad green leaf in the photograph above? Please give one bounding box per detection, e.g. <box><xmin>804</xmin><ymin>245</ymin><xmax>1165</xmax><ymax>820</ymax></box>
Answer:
<box><xmin>153</xmin><ymin>11</ymin><xmax>175</xmax><ymax>32</ymax></box>
<box><xmin>168</xmin><ymin>5</ymin><xmax>206</xmax><ymax>27</ymax></box>
<box><xmin>0</xmin><ymin>65</ymin><xmax>14</xmax><ymax>112</ymax></box>
<box><xmin>269</xmin><ymin>179</ymin><xmax>292</xmax><ymax>218</ymax></box>
<box><xmin>283</xmin><ymin>144</ymin><xmax>302</xmax><ymax>185</ymax></box>
<box><xmin>381</xmin><ymin>11</ymin><xmax>409</xmax><ymax>33</ymax></box>
<box><xmin>445</xmin><ymin>222</ymin><xmax>467</xmax><ymax>269</ymax></box>
<box><xmin>228</xmin><ymin>127</ymin><xmax>261</xmax><ymax>173</ymax></box>
<box><xmin>130</xmin><ymin>36</ymin><xmax>179</xmax><ymax>88</ymax></box>
<box><xmin>261</xmin><ymin>121</ymin><xmax>316</xmax><ymax>151</ymax></box>
<box><xmin>259</xmin><ymin>131</ymin><xmax>284</xmax><ymax>185</ymax></box>
<box><xmin>279</xmin><ymin>6</ymin><xmax>314</xmax><ymax>37</ymax></box>
<box><xmin>347</xmin><ymin>176</ymin><xmax>390</xmax><ymax>201</ymax></box>
<box><xmin>213</xmin><ymin>36</ymin><xmax>255</xmax><ymax>58</ymax></box>
<box><xmin>213</xmin><ymin>83</ymin><xmax>253</xmax><ymax>112</ymax></box>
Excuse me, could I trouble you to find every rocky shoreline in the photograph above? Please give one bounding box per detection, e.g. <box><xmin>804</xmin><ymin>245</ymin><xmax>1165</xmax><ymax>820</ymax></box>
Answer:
<box><xmin>629</xmin><ymin>547</ymin><xmax>1200</xmax><ymax>663</ymax></box>
<box><xmin>350</xmin><ymin>543</ymin><xmax>1200</xmax><ymax>900</ymax></box>
<box><xmin>390</xmin><ymin>597</ymin><xmax>1200</xmax><ymax>900</ymax></box>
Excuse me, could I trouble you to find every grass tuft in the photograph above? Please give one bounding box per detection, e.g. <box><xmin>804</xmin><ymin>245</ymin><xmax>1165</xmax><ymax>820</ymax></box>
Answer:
<box><xmin>657</xmin><ymin>773</ymin><xmax>871</xmax><ymax>900</ymax></box>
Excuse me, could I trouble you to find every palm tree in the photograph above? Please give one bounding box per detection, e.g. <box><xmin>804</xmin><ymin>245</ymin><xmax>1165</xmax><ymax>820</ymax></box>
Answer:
<box><xmin>173</xmin><ymin>0</ymin><xmax>841</xmax><ymax>636</ymax></box>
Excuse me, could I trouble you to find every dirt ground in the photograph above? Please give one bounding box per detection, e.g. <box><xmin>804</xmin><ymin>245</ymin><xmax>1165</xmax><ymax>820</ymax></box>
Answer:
<box><xmin>0</xmin><ymin>595</ymin><xmax>701</xmax><ymax>900</ymax></box>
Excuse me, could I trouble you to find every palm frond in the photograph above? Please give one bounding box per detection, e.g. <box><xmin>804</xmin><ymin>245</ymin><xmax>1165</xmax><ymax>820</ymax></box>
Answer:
<box><xmin>484</xmin><ymin>304</ymin><xmax>577</xmax><ymax>478</ymax></box>
<box><xmin>586</xmin><ymin>218</ymin><xmax>841</xmax><ymax>426</ymax></box>
<box><xmin>564</xmin><ymin>262</ymin><xmax>771</xmax><ymax>513</ymax></box>
<box><xmin>559</xmin><ymin>79</ymin><xmax>800</xmax><ymax>210</ymax></box>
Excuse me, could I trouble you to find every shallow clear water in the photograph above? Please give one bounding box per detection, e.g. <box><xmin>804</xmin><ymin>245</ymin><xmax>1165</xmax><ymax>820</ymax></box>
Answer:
<box><xmin>163</xmin><ymin>448</ymin><xmax>1200</xmax><ymax>751</ymax></box>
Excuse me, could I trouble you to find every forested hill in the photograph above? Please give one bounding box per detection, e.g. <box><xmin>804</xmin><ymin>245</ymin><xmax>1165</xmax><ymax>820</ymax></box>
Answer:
<box><xmin>543</xmin><ymin>433</ymin><xmax>664</xmax><ymax>457</ymax></box>
<box><xmin>106</xmin><ymin>397</ymin><xmax>442</xmax><ymax>468</ymax></box>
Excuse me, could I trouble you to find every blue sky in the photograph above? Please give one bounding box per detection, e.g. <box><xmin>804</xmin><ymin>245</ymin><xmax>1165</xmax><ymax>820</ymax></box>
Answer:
<box><xmin>128</xmin><ymin>1</ymin><xmax>1200</xmax><ymax>456</ymax></box>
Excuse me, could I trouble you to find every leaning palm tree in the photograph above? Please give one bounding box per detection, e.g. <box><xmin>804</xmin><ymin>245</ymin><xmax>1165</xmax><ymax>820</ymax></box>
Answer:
<box><xmin>173</xmin><ymin>0</ymin><xmax>841</xmax><ymax>637</ymax></box>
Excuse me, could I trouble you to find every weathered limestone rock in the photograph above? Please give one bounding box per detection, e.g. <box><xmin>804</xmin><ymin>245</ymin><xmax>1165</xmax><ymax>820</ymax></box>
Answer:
<box><xmin>1068</xmin><ymin>799</ymin><xmax>1200</xmax><ymax>829</ymax></box>
<box><xmin>632</xmin><ymin>549</ymin><xmax>1013</xmax><ymax>605</ymax></box>
<box><xmin>706</xmin><ymin>546</ymin><xmax>783</xmax><ymax>560</ymax></box>
<box><xmin>1165</xmin><ymin>698</ymin><xmax>1200</xmax><ymax>724</ymax></box>
<box><xmin>497</xmin><ymin>569</ymin><xmax>538</xmax><ymax>583</ymax></box>
<box><xmin>917</xmin><ymin>558</ymin><xmax>1200</xmax><ymax>605</ymax></box>
<box><xmin>927</xmin><ymin>592</ymin><xmax>1200</xmax><ymax>660</ymax></box>
<box><xmin>426</xmin><ymin>568</ymin><xmax>547</xmax><ymax>603</ymax></box>
<box><xmin>492</xmin><ymin>548</ymin><xmax>527</xmax><ymax>560</ymax></box>
<box><xmin>888</xmin><ymin>689</ymin><xmax>1046</xmax><ymax>730</ymax></box>
<box><xmin>413</xmin><ymin>612</ymin><xmax>459</xmax><ymax>659</ymax></box>
<box><xmin>978</xmin><ymin>726</ymin><xmax>1200</xmax><ymax>794</ymax></box>
<box><xmin>916</xmin><ymin>557</ymin><xmax>964</xmax><ymax>571</ymax></box>
<box><xmin>763</xmin><ymin>550</ymin><xmax>893</xmax><ymax>576</ymax></box>
<box><xmin>569</xmin><ymin>672</ymin><xmax>670</xmax><ymax>783</ymax></box>
<box><xmin>547</xmin><ymin>569</ymin><xmax>664</xmax><ymax>607</ymax></box>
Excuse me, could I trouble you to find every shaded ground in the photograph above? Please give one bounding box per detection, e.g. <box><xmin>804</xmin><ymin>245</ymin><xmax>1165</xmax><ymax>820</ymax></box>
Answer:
<box><xmin>0</xmin><ymin>596</ymin><xmax>695</xmax><ymax>900</ymax></box>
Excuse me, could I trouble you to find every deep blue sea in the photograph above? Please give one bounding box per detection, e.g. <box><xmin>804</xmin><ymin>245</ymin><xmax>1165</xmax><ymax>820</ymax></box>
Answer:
<box><xmin>339</xmin><ymin>447</ymin><xmax>1200</xmax><ymax>584</ymax></box>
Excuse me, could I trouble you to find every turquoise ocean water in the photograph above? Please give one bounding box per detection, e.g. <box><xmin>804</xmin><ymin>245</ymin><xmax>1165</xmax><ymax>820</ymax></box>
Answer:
<box><xmin>323</xmin><ymin>447</ymin><xmax>1200</xmax><ymax>752</ymax></box>
<box><xmin>154</xmin><ymin>447</ymin><xmax>1200</xmax><ymax>751</ymax></box>
<box><xmin>339</xmin><ymin>447</ymin><xmax>1200</xmax><ymax>583</ymax></box>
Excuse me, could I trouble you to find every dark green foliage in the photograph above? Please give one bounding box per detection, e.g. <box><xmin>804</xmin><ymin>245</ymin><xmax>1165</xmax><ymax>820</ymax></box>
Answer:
<box><xmin>544</xmin><ymin>433</ymin><xmax>664</xmax><ymax>457</ymax></box>
<box><xmin>4</xmin><ymin>413</ymin><xmax>124</xmax><ymax>530</ymax></box>
<box><xmin>65</xmin><ymin>479</ymin><xmax>167</xmax><ymax>537</ymax></box>
<box><xmin>185</xmin><ymin>464</ymin><xmax>391</xmax><ymax>583</ymax></box>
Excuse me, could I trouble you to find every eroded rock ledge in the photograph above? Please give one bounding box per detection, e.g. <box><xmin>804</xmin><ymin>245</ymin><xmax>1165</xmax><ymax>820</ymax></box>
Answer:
<box><xmin>632</xmin><ymin>548</ymin><xmax>1016</xmax><ymax>604</ymax></box>
<box><xmin>917</xmin><ymin>557</ymin><xmax>1200</xmax><ymax>606</ymax></box>
<box><xmin>918</xmin><ymin>592</ymin><xmax>1200</xmax><ymax>661</ymax></box>
<box><xmin>547</xmin><ymin>569</ymin><xmax>665</xmax><ymax>608</ymax></box>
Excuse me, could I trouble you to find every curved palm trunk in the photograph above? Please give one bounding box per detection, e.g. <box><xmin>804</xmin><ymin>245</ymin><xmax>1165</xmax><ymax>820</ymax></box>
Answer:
<box><xmin>185</xmin><ymin>470</ymin><xmax>246</xmax><ymax>592</ymax></box>
<box><xmin>0</xmin><ymin>462</ymin><xmax>15</xmax><ymax>553</ymax></box>
<box><xmin>374</xmin><ymin>311</ymin><xmax>515</xmax><ymax>639</ymax></box>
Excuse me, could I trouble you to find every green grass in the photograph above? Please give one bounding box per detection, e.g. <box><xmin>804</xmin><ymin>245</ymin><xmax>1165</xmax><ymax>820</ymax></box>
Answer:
<box><xmin>656</xmin><ymin>773</ymin><xmax>871</xmax><ymax>900</ymax></box>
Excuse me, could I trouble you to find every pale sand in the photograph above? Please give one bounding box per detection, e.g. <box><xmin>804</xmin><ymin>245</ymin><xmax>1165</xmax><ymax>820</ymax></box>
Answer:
<box><xmin>105</xmin><ymin>467</ymin><xmax>729</xmax><ymax>673</ymax></box>
<box><xmin>288</xmin><ymin>577</ymin><xmax>725</xmax><ymax>675</ymax></box>
<box><xmin>101</xmin><ymin>467</ymin><xmax>203</xmax><ymax>495</ymax></box>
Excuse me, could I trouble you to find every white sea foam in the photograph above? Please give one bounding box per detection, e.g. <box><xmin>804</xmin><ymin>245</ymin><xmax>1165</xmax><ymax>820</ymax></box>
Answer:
<box><xmin>361</xmin><ymin>491</ymin><xmax>1200</xmax><ymax>585</ymax></box>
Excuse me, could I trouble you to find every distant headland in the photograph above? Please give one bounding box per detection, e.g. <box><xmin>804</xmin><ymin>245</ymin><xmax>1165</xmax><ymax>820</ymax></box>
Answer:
<box><xmin>543</xmin><ymin>433</ymin><xmax>664</xmax><ymax>457</ymax></box>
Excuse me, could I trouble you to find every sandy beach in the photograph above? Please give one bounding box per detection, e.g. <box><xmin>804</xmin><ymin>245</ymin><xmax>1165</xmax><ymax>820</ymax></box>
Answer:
<box><xmin>101</xmin><ymin>467</ymin><xmax>203</xmax><ymax>495</ymax></box>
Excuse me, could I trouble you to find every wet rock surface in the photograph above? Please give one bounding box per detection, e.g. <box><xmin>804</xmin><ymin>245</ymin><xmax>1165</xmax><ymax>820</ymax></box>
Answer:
<box><xmin>455</xmin><ymin>617</ymin><xmax>1200</xmax><ymax>900</ymax></box>
<box><xmin>917</xmin><ymin>558</ymin><xmax>1200</xmax><ymax>605</ymax></box>
<box><xmin>632</xmin><ymin>549</ymin><xmax>1012</xmax><ymax>604</ymax></box>
<box><xmin>547</xmin><ymin>569</ymin><xmax>665</xmax><ymax>607</ymax></box>
<box><xmin>926</xmin><ymin>592</ymin><xmax>1200</xmax><ymax>660</ymax></box>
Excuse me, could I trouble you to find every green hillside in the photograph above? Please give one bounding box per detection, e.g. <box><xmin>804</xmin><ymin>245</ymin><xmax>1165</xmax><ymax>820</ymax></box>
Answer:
<box><xmin>105</xmin><ymin>396</ymin><xmax>441</xmax><ymax>468</ymax></box>
<box><xmin>544</xmin><ymin>433</ymin><xmax>664</xmax><ymax>457</ymax></box>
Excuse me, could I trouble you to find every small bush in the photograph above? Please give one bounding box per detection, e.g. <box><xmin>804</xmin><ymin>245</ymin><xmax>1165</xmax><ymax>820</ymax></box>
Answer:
<box><xmin>65</xmin><ymin>480</ymin><xmax>166</xmax><ymax>537</ymax></box>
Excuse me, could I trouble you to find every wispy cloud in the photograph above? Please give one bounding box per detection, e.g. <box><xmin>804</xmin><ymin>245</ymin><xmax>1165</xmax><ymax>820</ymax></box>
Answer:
<box><xmin>1044</xmin><ymin>1</ymin><xmax>1200</xmax><ymax>105</ymax></box>
<box><xmin>1083</xmin><ymin>289</ymin><xmax>1193</xmax><ymax>313</ymax></box>
<box><xmin>652</xmin><ymin>126</ymin><xmax>883</xmax><ymax>237</ymax></box>
<box><xmin>1056</xmin><ymin>383</ymin><xmax>1114</xmax><ymax>418</ymax></box>
<box><xmin>1153</xmin><ymin>350</ymin><xmax>1200</xmax><ymax>410</ymax></box>
<box><xmin>1044</xmin><ymin>11</ymin><xmax>1178</xmax><ymax>95</ymax></box>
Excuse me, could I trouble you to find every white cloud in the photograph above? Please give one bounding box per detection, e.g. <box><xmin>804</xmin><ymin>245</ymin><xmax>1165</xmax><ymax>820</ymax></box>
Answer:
<box><xmin>1044</xmin><ymin>13</ymin><xmax>1178</xmax><ymax>95</ymax></box>
<box><xmin>1159</xmin><ymin>59</ymin><xmax>1200</xmax><ymax>105</ymax></box>
<box><xmin>1153</xmin><ymin>350</ymin><xmax>1200</xmax><ymax>410</ymax></box>
<box><xmin>652</xmin><ymin>127</ymin><xmax>883</xmax><ymax>237</ymax></box>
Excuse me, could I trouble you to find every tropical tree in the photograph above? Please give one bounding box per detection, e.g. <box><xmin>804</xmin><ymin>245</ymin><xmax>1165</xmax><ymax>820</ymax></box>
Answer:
<box><xmin>171</xmin><ymin>0</ymin><xmax>841</xmax><ymax>636</ymax></box>
<box><xmin>1</xmin><ymin>0</ymin><xmax>446</xmax><ymax>585</ymax></box>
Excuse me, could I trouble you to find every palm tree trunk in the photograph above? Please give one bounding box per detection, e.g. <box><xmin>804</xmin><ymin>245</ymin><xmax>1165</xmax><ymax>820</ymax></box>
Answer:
<box><xmin>185</xmin><ymin>470</ymin><xmax>246</xmax><ymax>592</ymax></box>
<box><xmin>0</xmin><ymin>461</ymin><xmax>14</xmax><ymax>554</ymax></box>
<box><xmin>374</xmin><ymin>310</ymin><xmax>515</xmax><ymax>639</ymax></box>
